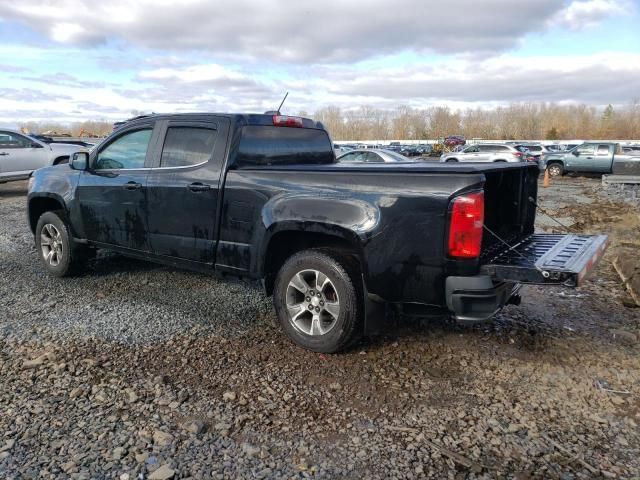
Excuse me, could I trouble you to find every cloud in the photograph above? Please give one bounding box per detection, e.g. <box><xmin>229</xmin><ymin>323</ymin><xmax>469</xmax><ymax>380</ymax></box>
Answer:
<box><xmin>551</xmin><ymin>0</ymin><xmax>631</xmax><ymax>30</ymax></box>
<box><xmin>308</xmin><ymin>53</ymin><xmax>640</xmax><ymax>108</ymax></box>
<box><xmin>17</xmin><ymin>72</ymin><xmax>107</xmax><ymax>88</ymax></box>
<box><xmin>0</xmin><ymin>0</ymin><xmax>566</xmax><ymax>63</ymax></box>
<box><xmin>0</xmin><ymin>64</ymin><xmax>29</xmax><ymax>73</ymax></box>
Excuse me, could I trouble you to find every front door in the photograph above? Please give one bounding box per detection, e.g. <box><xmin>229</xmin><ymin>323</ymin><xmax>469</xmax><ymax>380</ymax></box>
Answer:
<box><xmin>76</xmin><ymin>125</ymin><xmax>156</xmax><ymax>251</ymax></box>
<box><xmin>460</xmin><ymin>146</ymin><xmax>480</xmax><ymax>161</ymax></box>
<box><xmin>0</xmin><ymin>131</ymin><xmax>48</xmax><ymax>177</ymax></box>
<box><xmin>145</xmin><ymin>118</ymin><xmax>229</xmax><ymax>264</ymax></box>
<box><xmin>566</xmin><ymin>144</ymin><xmax>596</xmax><ymax>172</ymax></box>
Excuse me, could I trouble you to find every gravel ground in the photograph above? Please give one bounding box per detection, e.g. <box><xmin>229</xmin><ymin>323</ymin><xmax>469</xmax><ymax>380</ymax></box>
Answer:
<box><xmin>1</xmin><ymin>177</ymin><xmax>639</xmax><ymax>479</ymax></box>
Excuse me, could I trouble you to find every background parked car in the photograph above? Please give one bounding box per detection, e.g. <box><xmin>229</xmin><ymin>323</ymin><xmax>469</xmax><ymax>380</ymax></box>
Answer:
<box><xmin>440</xmin><ymin>144</ymin><xmax>526</xmax><ymax>163</ymax></box>
<box><xmin>415</xmin><ymin>145</ymin><xmax>433</xmax><ymax>155</ymax></box>
<box><xmin>0</xmin><ymin>129</ymin><xmax>81</xmax><ymax>183</ymax></box>
<box><xmin>337</xmin><ymin>149</ymin><xmax>421</xmax><ymax>163</ymax></box>
<box><xmin>399</xmin><ymin>145</ymin><xmax>421</xmax><ymax>157</ymax></box>
<box><xmin>444</xmin><ymin>135</ymin><xmax>466</xmax><ymax>147</ymax></box>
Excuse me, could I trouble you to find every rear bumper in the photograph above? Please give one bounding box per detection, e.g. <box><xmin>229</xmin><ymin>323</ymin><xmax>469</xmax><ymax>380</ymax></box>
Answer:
<box><xmin>445</xmin><ymin>275</ymin><xmax>520</xmax><ymax>322</ymax></box>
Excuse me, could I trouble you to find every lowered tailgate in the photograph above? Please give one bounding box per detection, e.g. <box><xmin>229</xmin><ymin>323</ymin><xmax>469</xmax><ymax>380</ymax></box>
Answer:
<box><xmin>482</xmin><ymin>233</ymin><xmax>608</xmax><ymax>287</ymax></box>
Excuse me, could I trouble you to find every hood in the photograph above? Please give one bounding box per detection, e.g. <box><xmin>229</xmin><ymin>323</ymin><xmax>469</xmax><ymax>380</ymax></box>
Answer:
<box><xmin>48</xmin><ymin>142</ymin><xmax>84</xmax><ymax>153</ymax></box>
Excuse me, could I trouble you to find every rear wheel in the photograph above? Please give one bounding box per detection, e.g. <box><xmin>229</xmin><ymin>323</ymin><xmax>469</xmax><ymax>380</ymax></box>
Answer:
<box><xmin>445</xmin><ymin>158</ymin><xmax>458</xmax><ymax>163</ymax></box>
<box><xmin>273</xmin><ymin>249</ymin><xmax>362</xmax><ymax>353</ymax></box>
<box><xmin>494</xmin><ymin>159</ymin><xmax>507</xmax><ymax>162</ymax></box>
<box><xmin>547</xmin><ymin>163</ymin><xmax>563</xmax><ymax>177</ymax></box>
<box><xmin>35</xmin><ymin>211</ymin><xmax>88</xmax><ymax>277</ymax></box>
<box><xmin>53</xmin><ymin>156</ymin><xmax>69</xmax><ymax>165</ymax></box>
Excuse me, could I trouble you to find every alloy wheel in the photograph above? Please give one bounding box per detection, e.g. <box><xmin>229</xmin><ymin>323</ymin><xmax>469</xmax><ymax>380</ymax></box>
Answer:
<box><xmin>40</xmin><ymin>223</ymin><xmax>64</xmax><ymax>267</ymax></box>
<box><xmin>285</xmin><ymin>269</ymin><xmax>340</xmax><ymax>336</ymax></box>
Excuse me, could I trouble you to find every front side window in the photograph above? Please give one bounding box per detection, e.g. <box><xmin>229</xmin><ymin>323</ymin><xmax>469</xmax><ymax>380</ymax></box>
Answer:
<box><xmin>96</xmin><ymin>129</ymin><xmax>152</xmax><ymax>170</ymax></box>
<box><xmin>0</xmin><ymin>131</ymin><xmax>32</xmax><ymax>149</ymax></box>
<box><xmin>464</xmin><ymin>146</ymin><xmax>479</xmax><ymax>153</ymax></box>
<box><xmin>160</xmin><ymin>127</ymin><xmax>217</xmax><ymax>168</ymax></box>
<box><xmin>575</xmin><ymin>144</ymin><xmax>595</xmax><ymax>155</ymax></box>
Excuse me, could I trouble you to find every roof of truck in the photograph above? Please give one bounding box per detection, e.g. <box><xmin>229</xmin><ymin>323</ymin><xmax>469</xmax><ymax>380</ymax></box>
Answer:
<box><xmin>123</xmin><ymin>112</ymin><xmax>326</xmax><ymax>130</ymax></box>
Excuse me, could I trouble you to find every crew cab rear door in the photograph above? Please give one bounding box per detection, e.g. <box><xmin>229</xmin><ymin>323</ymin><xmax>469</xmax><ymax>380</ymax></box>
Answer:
<box><xmin>145</xmin><ymin>117</ymin><xmax>230</xmax><ymax>264</ymax></box>
<box><xmin>482</xmin><ymin>233</ymin><xmax>608</xmax><ymax>287</ymax></box>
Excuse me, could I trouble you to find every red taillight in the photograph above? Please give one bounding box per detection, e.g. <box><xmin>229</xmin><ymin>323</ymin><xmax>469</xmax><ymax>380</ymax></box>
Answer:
<box><xmin>514</xmin><ymin>151</ymin><xmax>523</xmax><ymax>157</ymax></box>
<box><xmin>448</xmin><ymin>191</ymin><xmax>484</xmax><ymax>258</ymax></box>
<box><xmin>272</xmin><ymin>115</ymin><xmax>304</xmax><ymax>128</ymax></box>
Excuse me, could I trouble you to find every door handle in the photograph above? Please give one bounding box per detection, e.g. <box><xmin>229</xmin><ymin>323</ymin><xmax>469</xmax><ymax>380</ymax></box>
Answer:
<box><xmin>188</xmin><ymin>182</ymin><xmax>211</xmax><ymax>192</ymax></box>
<box><xmin>0</xmin><ymin>152</ymin><xmax>8</xmax><ymax>156</ymax></box>
<box><xmin>124</xmin><ymin>181</ymin><xmax>142</xmax><ymax>190</ymax></box>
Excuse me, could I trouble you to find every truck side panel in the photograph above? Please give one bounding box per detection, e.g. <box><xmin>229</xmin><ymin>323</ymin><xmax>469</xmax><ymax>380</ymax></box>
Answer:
<box><xmin>216</xmin><ymin>169</ymin><xmax>485</xmax><ymax>306</ymax></box>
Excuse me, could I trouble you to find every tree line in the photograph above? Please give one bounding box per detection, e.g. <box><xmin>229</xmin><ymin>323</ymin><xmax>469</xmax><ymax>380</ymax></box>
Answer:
<box><xmin>18</xmin><ymin>101</ymin><xmax>640</xmax><ymax>141</ymax></box>
<box><xmin>312</xmin><ymin>101</ymin><xmax>640</xmax><ymax>141</ymax></box>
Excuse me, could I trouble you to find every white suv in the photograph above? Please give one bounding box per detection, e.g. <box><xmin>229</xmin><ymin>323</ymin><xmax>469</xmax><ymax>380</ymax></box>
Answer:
<box><xmin>0</xmin><ymin>129</ymin><xmax>80</xmax><ymax>183</ymax></box>
<box><xmin>440</xmin><ymin>144</ymin><xmax>525</xmax><ymax>163</ymax></box>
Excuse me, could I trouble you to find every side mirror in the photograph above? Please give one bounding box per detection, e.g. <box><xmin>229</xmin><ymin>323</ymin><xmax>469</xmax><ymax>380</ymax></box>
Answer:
<box><xmin>31</xmin><ymin>142</ymin><xmax>44</xmax><ymax>148</ymax></box>
<box><xmin>70</xmin><ymin>151</ymin><xmax>89</xmax><ymax>170</ymax></box>
<box><xmin>572</xmin><ymin>150</ymin><xmax>579</xmax><ymax>156</ymax></box>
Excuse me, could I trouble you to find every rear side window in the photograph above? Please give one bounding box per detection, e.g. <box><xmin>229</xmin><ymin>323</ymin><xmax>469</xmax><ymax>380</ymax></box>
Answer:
<box><xmin>236</xmin><ymin>126</ymin><xmax>334</xmax><ymax>166</ymax></box>
<box><xmin>160</xmin><ymin>127</ymin><xmax>217</xmax><ymax>168</ymax></box>
<box><xmin>596</xmin><ymin>145</ymin><xmax>610</xmax><ymax>155</ymax></box>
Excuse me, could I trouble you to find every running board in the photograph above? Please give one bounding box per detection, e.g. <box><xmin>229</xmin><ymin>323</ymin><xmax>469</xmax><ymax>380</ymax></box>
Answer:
<box><xmin>481</xmin><ymin>234</ymin><xmax>609</xmax><ymax>287</ymax></box>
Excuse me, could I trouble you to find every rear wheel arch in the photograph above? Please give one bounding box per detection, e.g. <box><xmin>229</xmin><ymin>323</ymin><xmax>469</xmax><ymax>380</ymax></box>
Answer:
<box><xmin>53</xmin><ymin>156</ymin><xmax>70</xmax><ymax>165</ymax></box>
<box><xmin>261</xmin><ymin>227</ymin><xmax>364</xmax><ymax>296</ymax></box>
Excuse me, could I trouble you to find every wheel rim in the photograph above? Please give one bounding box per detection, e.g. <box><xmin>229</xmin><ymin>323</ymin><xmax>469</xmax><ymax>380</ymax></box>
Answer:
<box><xmin>548</xmin><ymin>165</ymin><xmax>561</xmax><ymax>176</ymax></box>
<box><xmin>285</xmin><ymin>269</ymin><xmax>340</xmax><ymax>336</ymax></box>
<box><xmin>40</xmin><ymin>223</ymin><xmax>63</xmax><ymax>267</ymax></box>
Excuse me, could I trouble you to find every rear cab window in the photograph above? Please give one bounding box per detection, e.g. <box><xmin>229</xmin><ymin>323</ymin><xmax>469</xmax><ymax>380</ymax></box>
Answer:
<box><xmin>235</xmin><ymin>126</ymin><xmax>335</xmax><ymax>166</ymax></box>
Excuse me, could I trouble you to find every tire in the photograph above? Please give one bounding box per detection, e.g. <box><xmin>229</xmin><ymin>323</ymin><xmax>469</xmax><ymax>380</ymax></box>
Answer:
<box><xmin>547</xmin><ymin>163</ymin><xmax>563</xmax><ymax>177</ymax></box>
<box><xmin>35</xmin><ymin>210</ymin><xmax>87</xmax><ymax>277</ymax></box>
<box><xmin>494</xmin><ymin>159</ymin><xmax>507</xmax><ymax>162</ymax></box>
<box><xmin>53</xmin><ymin>156</ymin><xmax>69</xmax><ymax>165</ymax></box>
<box><xmin>445</xmin><ymin>158</ymin><xmax>458</xmax><ymax>163</ymax></box>
<box><xmin>273</xmin><ymin>249</ymin><xmax>363</xmax><ymax>353</ymax></box>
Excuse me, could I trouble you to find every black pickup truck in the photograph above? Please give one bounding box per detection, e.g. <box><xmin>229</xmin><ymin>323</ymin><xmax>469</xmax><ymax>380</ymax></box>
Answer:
<box><xmin>27</xmin><ymin>113</ymin><xmax>609</xmax><ymax>352</ymax></box>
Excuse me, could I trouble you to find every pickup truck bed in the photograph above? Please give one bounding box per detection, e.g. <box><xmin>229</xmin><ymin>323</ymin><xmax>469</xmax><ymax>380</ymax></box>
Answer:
<box><xmin>27</xmin><ymin>113</ymin><xmax>608</xmax><ymax>352</ymax></box>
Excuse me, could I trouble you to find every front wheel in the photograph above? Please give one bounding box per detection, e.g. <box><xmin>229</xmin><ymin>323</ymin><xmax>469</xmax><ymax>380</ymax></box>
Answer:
<box><xmin>273</xmin><ymin>249</ymin><xmax>363</xmax><ymax>353</ymax></box>
<box><xmin>547</xmin><ymin>163</ymin><xmax>563</xmax><ymax>177</ymax></box>
<box><xmin>35</xmin><ymin>211</ymin><xmax>87</xmax><ymax>277</ymax></box>
<box><xmin>445</xmin><ymin>158</ymin><xmax>458</xmax><ymax>163</ymax></box>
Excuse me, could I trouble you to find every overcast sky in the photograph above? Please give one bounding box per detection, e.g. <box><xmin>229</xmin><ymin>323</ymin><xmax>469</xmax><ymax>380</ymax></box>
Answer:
<box><xmin>0</xmin><ymin>0</ymin><xmax>639</xmax><ymax>125</ymax></box>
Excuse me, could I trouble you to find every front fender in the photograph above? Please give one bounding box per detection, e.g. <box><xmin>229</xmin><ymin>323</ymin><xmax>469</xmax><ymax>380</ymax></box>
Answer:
<box><xmin>27</xmin><ymin>167</ymin><xmax>82</xmax><ymax>235</ymax></box>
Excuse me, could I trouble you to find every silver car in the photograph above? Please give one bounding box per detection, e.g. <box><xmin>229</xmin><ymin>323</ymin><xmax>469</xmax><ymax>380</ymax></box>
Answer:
<box><xmin>440</xmin><ymin>144</ymin><xmax>525</xmax><ymax>163</ymax></box>
<box><xmin>337</xmin><ymin>149</ymin><xmax>420</xmax><ymax>163</ymax></box>
<box><xmin>0</xmin><ymin>129</ymin><xmax>80</xmax><ymax>183</ymax></box>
